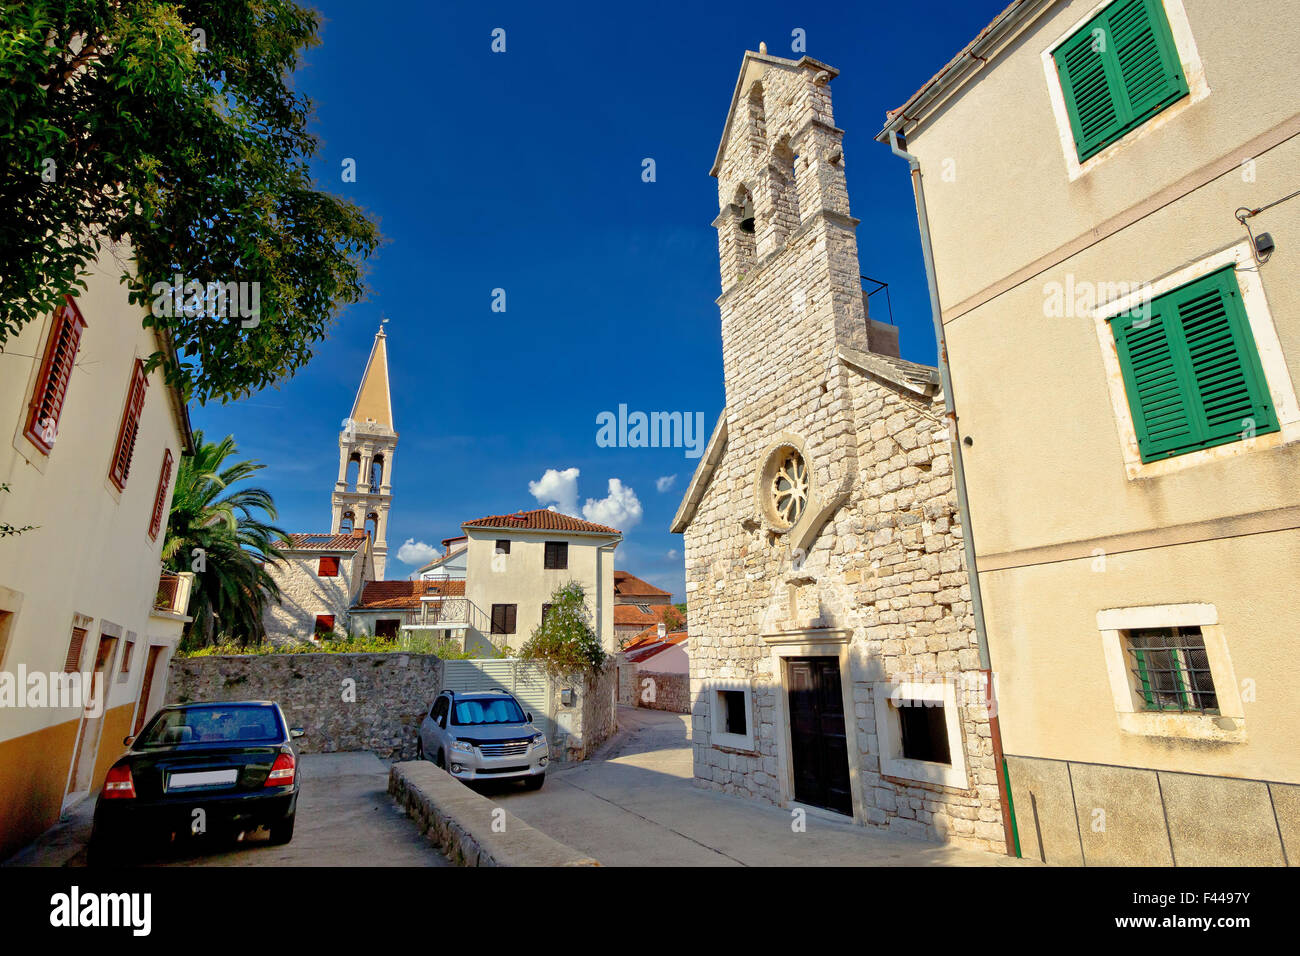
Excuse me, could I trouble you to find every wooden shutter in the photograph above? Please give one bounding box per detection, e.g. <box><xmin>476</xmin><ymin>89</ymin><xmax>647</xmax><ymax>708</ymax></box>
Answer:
<box><xmin>148</xmin><ymin>449</ymin><xmax>174</xmax><ymax>540</ymax></box>
<box><xmin>314</xmin><ymin>615</ymin><xmax>335</xmax><ymax>634</ymax></box>
<box><xmin>1055</xmin><ymin>0</ymin><xmax>1187</xmax><ymax>161</ymax></box>
<box><xmin>64</xmin><ymin>627</ymin><xmax>88</xmax><ymax>673</ymax></box>
<box><xmin>505</xmin><ymin>604</ymin><xmax>517</xmax><ymax>634</ymax></box>
<box><xmin>24</xmin><ymin>296</ymin><xmax>87</xmax><ymax>454</ymax></box>
<box><xmin>491</xmin><ymin>604</ymin><xmax>505</xmax><ymax>634</ymax></box>
<box><xmin>1111</xmin><ymin>266</ymin><xmax>1278</xmax><ymax>461</ymax></box>
<box><xmin>318</xmin><ymin>556</ymin><xmax>340</xmax><ymax>577</ymax></box>
<box><xmin>109</xmin><ymin>360</ymin><xmax>148</xmax><ymax>489</ymax></box>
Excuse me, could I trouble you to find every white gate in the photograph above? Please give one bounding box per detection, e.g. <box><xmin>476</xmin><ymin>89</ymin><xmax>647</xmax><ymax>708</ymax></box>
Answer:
<box><xmin>440</xmin><ymin>659</ymin><xmax>556</xmax><ymax>743</ymax></box>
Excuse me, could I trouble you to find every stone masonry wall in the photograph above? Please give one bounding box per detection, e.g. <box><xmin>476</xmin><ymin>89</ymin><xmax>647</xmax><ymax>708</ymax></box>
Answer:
<box><xmin>261</xmin><ymin>551</ymin><xmax>363</xmax><ymax>645</ymax></box>
<box><xmin>165</xmin><ymin>652</ymin><xmax>441</xmax><ymax>760</ymax></box>
<box><xmin>618</xmin><ymin>663</ymin><xmax>690</xmax><ymax>714</ymax></box>
<box><xmin>680</xmin><ymin>55</ymin><xmax>1004</xmax><ymax>854</ymax></box>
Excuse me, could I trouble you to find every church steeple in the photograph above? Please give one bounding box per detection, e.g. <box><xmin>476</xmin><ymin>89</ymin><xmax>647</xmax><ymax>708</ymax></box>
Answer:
<box><xmin>331</xmin><ymin>327</ymin><xmax>397</xmax><ymax>578</ymax></box>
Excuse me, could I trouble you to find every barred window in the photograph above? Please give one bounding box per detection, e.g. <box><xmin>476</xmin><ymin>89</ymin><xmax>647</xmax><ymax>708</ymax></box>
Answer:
<box><xmin>1126</xmin><ymin>626</ymin><xmax>1218</xmax><ymax>713</ymax></box>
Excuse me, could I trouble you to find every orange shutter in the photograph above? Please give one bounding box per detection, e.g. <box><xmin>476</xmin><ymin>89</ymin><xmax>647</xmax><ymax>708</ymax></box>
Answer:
<box><xmin>64</xmin><ymin>627</ymin><xmax>87</xmax><ymax>673</ymax></box>
<box><xmin>109</xmin><ymin>360</ymin><xmax>148</xmax><ymax>490</ymax></box>
<box><xmin>148</xmin><ymin>449</ymin><xmax>175</xmax><ymax>540</ymax></box>
<box><xmin>24</xmin><ymin>296</ymin><xmax>87</xmax><ymax>454</ymax></box>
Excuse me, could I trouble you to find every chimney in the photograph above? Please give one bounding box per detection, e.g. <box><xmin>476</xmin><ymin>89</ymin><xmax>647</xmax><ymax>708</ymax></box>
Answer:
<box><xmin>657</xmin><ymin>622</ymin><xmax>666</xmax><ymax>638</ymax></box>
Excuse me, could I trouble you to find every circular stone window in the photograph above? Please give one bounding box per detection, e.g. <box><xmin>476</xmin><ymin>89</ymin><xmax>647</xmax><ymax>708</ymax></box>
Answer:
<box><xmin>761</xmin><ymin>446</ymin><xmax>809</xmax><ymax>530</ymax></box>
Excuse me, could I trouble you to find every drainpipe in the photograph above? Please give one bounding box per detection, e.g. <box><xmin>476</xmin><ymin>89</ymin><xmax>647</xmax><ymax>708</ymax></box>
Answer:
<box><xmin>888</xmin><ymin>129</ymin><xmax>1019</xmax><ymax>857</ymax></box>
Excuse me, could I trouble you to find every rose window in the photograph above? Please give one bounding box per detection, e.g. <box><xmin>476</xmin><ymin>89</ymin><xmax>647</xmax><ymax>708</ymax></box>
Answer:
<box><xmin>770</xmin><ymin>451</ymin><xmax>808</xmax><ymax>528</ymax></box>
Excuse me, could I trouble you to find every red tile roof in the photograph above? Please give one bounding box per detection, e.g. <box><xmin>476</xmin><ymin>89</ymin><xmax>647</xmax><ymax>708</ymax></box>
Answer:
<box><xmin>286</xmin><ymin>533</ymin><xmax>369</xmax><ymax>552</ymax></box>
<box><xmin>624</xmin><ymin>629</ymin><xmax>689</xmax><ymax>664</ymax></box>
<box><xmin>613</xmin><ymin>570</ymin><xmax>672</xmax><ymax>598</ymax></box>
<box><xmin>355</xmin><ymin>580</ymin><xmax>464</xmax><ymax>609</ymax></box>
<box><xmin>462</xmin><ymin>508</ymin><xmax>620</xmax><ymax>535</ymax></box>
<box><xmin>614</xmin><ymin>603</ymin><xmax>673</xmax><ymax>627</ymax></box>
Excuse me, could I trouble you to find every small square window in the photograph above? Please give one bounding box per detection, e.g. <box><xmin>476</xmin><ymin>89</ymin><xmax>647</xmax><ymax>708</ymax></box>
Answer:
<box><xmin>544</xmin><ymin>541</ymin><xmax>568</xmax><ymax>570</ymax></box>
<box><xmin>720</xmin><ymin>690</ymin><xmax>747</xmax><ymax>736</ymax></box>
<box><xmin>1125</xmin><ymin>625</ymin><xmax>1218</xmax><ymax>713</ymax></box>
<box><xmin>318</xmin><ymin>556</ymin><xmax>340</xmax><ymax>577</ymax></box>
<box><xmin>897</xmin><ymin>702</ymin><xmax>951</xmax><ymax>765</ymax></box>
<box><xmin>495</xmin><ymin>539</ymin><xmax>510</xmax><ymax>555</ymax></box>
<box><xmin>491</xmin><ymin>603</ymin><xmax>517</xmax><ymax>635</ymax></box>
<box><xmin>314</xmin><ymin>615</ymin><xmax>335</xmax><ymax>636</ymax></box>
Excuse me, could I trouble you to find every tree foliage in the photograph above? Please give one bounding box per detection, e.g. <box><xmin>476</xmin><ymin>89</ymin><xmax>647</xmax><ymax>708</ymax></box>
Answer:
<box><xmin>661</xmin><ymin>604</ymin><xmax>686</xmax><ymax>632</ymax></box>
<box><xmin>518</xmin><ymin>581</ymin><xmax>606</xmax><ymax>678</ymax></box>
<box><xmin>0</xmin><ymin>1</ymin><xmax>380</xmax><ymax>404</ymax></box>
<box><xmin>163</xmin><ymin>429</ymin><xmax>288</xmax><ymax>648</ymax></box>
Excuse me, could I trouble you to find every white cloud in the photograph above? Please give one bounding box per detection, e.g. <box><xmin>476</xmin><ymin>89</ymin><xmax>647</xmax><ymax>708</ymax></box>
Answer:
<box><xmin>655</xmin><ymin>474</ymin><xmax>677</xmax><ymax>493</ymax></box>
<box><xmin>666</xmin><ymin>549</ymin><xmax>680</xmax><ymax>560</ymax></box>
<box><xmin>395</xmin><ymin>538</ymin><xmax>440</xmax><ymax>567</ymax></box>
<box><xmin>583</xmin><ymin>478</ymin><xmax>643</xmax><ymax>530</ymax></box>
<box><xmin>528</xmin><ymin>467</ymin><xmax>580</xmax><ymax>516</ymax></box>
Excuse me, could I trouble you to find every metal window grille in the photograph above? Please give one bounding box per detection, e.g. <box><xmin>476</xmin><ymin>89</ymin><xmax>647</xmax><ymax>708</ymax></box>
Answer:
<box><xmin>1125</xmin><ymin>626</ymin><xmax>1218</xmax><ymax>714</ymax></box>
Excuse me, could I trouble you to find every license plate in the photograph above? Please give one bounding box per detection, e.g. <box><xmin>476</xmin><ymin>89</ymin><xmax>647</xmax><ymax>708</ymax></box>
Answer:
<box><xmin>167</xmin><ymin>769</ymin><xmax>238</xmax><ymax>790</ymax></box>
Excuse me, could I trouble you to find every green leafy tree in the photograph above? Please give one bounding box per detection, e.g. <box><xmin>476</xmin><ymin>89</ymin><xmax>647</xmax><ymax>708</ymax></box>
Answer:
<box><xmin>163</xmin><ymin>430</ymin><xmax>288</xmax><ymax>648</ymax></box>
<box><xmin>1</xmin><ymin>1</ymin><xmax>380</xmax><ymax>404</ymax></box>
<box><xmin>518</xmin><ymin>581</ymin><xmax>605</xmax><ymax>678</ymax></box>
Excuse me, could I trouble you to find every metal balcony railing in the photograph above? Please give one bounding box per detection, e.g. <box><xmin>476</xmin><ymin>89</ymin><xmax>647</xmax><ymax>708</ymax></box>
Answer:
<box><xmin>154</xmin><ymin>570</ymin><xmax>182</xmax><ymax>613</ymax></box>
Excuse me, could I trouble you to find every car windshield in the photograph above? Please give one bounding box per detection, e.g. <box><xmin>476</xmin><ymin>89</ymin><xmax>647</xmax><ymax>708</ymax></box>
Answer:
<box><xmin>138</xmin><ymin>705</ymin><xmax>283</xmax><ymax>747</ymax></box>
<box><xmin>452</xmin><ymin>697</ymin><xmax>525</xmax><ymax>726</ymax></box>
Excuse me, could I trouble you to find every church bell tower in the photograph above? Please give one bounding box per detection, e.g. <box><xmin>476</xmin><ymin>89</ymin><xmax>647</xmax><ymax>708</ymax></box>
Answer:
<box><xmin>331</xmin><ymin>328</ymin><xmax>397</xmax><ymax>578</ymax></box>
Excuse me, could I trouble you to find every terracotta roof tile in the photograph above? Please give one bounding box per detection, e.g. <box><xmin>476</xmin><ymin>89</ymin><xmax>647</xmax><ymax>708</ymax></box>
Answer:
<box><xmin>624</xmin><ymin>629</ymin><xmax>689</xmax><ymax>664</ymax></box>
<box><xmin>286</xmin><ymin>533</ymin><xmax>369</xmax><ymax>552</ymax></box>
<box><xmin>355</xmin><ymin>580</ymin><xmax>465</xmax><ymax>609</ymax></box>
<box><xmin>613</xmin><ymin>603</ymin><xmax>673</xmax><ymax>626</ymax></box>
<box><xmin>613</xmin><ymin>570</ymin><xmax>672</xmax><ymax>598</ymax></box>
<box><xmin>462</xmin><ymin>508</ymin><xmax>621</xmax><ymax>535</ymax></box>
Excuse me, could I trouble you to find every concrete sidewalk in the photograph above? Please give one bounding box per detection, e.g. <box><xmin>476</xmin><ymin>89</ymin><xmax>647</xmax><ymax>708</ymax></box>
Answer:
<box><xmin>484</xmin><ymin>707</ymin><xmax>1029</xmax><ymax>866</ymax></box>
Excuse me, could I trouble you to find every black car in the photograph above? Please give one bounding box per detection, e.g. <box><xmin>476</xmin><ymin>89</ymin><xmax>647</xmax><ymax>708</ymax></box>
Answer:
<box><xmin>88</xmin><ymin>701</ymin><xmax>304</xmax><ymax>865</ymax></box>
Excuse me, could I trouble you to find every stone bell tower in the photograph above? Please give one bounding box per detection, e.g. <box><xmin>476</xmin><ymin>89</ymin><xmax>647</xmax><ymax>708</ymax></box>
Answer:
<box><xmin>711</xmin><ymin>48</ymin><xmax>879</xmax><ymax>554</ymax></box>
<box><xmin>331</xmin><ymin>327</ymin><xmax>397</xmax><ymax>578</ymax></box>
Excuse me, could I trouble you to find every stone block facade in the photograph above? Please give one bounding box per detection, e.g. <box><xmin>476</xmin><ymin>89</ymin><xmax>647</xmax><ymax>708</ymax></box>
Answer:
<box><xmin>673</xmin><ymin>50</ymin><xmax>1005</xmax><ymax>854</ymax></box>
<box><xmin>618</xmin><ymin>663</ymin><xmax>691</xmax><ymax>714</ymax></box>
<box><xmin>165</xmin><ymin>651</ymin><xmax>440</xmax><ymax>759</ymax></box>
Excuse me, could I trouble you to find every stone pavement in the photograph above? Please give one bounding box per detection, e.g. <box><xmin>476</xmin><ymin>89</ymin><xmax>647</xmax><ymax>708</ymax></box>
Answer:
<box><xmin>482</xmin><ymin>706</ymin><xmax>1032</xmax><ymax>866</ymax></box>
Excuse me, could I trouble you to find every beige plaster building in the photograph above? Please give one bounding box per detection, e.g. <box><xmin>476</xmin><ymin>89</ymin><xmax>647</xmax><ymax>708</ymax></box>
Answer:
<box><xmin>462</xmin><ymin>509</ymin><xmax>621</xmax><ymax>657</ymax></box>
<box><xmin>877</xmin><ymin>0</ymin><xmax>1300</xmax><ymax>864</ymax></box>
<box><xmin>672</xmin><ymin>50</ymin><xmax>1008</xmax><ymax>851</ymax></box>
<box><xmin>0</xmin><ymin>245</ymin><xmax>194</xmax><ymax>859</ymax></box>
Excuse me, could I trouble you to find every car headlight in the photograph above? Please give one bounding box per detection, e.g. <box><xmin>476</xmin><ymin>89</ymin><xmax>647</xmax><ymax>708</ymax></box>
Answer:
<box><xmin>532</xmin><ymin>734</ymin><xmax>547</xmax><ymax>750</ymax></box>
<box><xmin>451</xmin><ymin>740</ymin><xmax>474</xmax><ymax>754</ymax></box>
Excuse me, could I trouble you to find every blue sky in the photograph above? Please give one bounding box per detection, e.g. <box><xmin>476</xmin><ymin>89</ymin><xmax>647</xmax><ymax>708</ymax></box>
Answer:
<box><xmin>191</xmin><ymin>0</ymin><xmax>1009</xmax><ymax>599</ymax></box>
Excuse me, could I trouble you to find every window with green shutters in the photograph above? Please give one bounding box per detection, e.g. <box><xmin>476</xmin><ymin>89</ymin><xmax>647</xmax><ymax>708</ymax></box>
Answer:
<box><xmin>1053</xmin><ymin>0</ymin><xmax>1188</xmax><ymax>161</ymax></box>
<box><xmin>1109</xmin><ymin>265</ymin><xmax>1278</xmax><ymax>463</ymax></box>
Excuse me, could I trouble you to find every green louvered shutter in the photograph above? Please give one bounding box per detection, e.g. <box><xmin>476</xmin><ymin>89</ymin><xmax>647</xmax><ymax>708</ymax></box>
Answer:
<box><xmin>1111</xmin><ymin>267</ymin><xmax>1279</xmax><ymax>462</ymax></box>
<box><xmin>1112</xmin><ymin>303</ymin><xmax>1197</xmax><ymax>460</ymax></box>
<box><xmin>1054</xmin><ymin>0</ymin><xmax>1188</xmax><ymax>162</ymax></box>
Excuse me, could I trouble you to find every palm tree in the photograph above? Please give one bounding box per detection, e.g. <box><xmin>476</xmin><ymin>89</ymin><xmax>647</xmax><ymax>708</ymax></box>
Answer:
<box><xmin>163</xmin><ymin>430</ymin><xmax>289</xmax><ymax>648</ymax></box>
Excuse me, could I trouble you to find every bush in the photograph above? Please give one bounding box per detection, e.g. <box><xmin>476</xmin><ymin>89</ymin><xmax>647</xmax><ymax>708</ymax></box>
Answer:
<box><xmin>518</xmin><ymin>581</ymin><xmax>605</xmax><ymax>678</ymax></box>
<box><xmin>176</xmin><ymin>631</ymin><xmax>476</xmax><ymax>658</ymax></box>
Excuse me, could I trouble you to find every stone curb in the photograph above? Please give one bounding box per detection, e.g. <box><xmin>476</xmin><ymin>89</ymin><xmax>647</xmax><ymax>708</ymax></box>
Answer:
<box><xmin>388</xmin><ymin>761</ymin><xmax>600</xmax><ymax>866</ymax></box>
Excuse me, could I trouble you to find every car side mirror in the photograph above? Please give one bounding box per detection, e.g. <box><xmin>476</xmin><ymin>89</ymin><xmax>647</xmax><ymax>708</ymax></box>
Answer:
<box><xmin>122</xmin><ymin>735</ymin><xmax>135</xmax><ymax>746</ymax></box>
<box><xmin>290</xmin><ymin>727</ymin><xmax>305</xmax><ymax>739</ymax></box>
<box><xmin>526</xmin><ymin>713</ymin><xmax>533</xmax><ymax>723</ymax></box>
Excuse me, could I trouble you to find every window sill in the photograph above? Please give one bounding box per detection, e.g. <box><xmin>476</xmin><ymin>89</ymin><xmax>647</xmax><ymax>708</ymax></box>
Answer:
<box><xmin>711</xmin><ymin>731</ymin><xmax>756</xmax><ymax>753</ymax></box>
<box><xmin>1117</xmin><ymin>711</ymin><xmax>1246</xmax><ymax>743</ymax></box>
<box><xmin>880</xmin><ymin>757</ymin><xmax>969</xmax><ymax>791</ymax></box>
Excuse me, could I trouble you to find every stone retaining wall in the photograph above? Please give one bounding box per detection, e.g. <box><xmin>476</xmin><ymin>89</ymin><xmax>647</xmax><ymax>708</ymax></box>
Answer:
<box><xmin>389</xmin><ymin>761</ymin><xmax>598</xmax><ymax>866</ymax></box>
<box><xmin>618</xmin><ymin>664</ymin><xmax>690</xmax><ymax>714</ymax></box>
<box><xmin>165</xmin><ymin>652</ymin><xmax>441</xmax><ymax>760</ymax></box>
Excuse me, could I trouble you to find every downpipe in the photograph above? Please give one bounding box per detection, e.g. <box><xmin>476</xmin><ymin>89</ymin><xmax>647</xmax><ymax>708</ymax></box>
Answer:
<box><xmin>889</xmin><ymin>129</ymin><xmax>1019</xmax><ymax>857</ymax></box>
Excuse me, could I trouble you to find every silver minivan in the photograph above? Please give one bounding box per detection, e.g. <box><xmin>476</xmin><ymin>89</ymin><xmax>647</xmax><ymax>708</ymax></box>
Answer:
<box><xmin>417</xmin><ymin>689</ymin><xmax>548</xmax><ymax>789</ymax></box>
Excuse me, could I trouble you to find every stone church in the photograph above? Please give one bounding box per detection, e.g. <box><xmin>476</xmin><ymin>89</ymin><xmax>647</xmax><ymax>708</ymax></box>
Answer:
<box><xmin>671</xmin><ymin>49</ymin><xmax>1007</xmax><ymax>852</ymax></box>
<box><xmin>261</xmin><ymin>328</ymin><xmax>395</xmax><ymax>642</ymax></box>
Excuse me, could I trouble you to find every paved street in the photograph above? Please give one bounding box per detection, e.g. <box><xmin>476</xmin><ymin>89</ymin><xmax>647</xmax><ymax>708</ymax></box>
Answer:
<box><xmin>6</xmin><ymin>752</ymin><xmax>447</xmax><ymax>868</ymax></box>
<box><xmin>482</xmin><ymin>707</ymin><xmax>1029</xmax><ymax>866</ymax></box>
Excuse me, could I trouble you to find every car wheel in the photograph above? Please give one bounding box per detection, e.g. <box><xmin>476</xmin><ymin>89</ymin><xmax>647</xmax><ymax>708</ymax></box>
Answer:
<box><xmin>523</xmin><ymin>773</ymin><xmax>545</xmax><ymax>791</ymax></box>
<box><xmin>268</xmin><ymin>813</ymin><xmax>295</xmax><ymax>846</ymax></box>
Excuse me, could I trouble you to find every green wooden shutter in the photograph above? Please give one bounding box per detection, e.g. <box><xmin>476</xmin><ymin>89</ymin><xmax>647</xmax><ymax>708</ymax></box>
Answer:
<box><xmin>1054</xmin><ymin>0</ymin><xmax>1188</xmax><ymax>161</ymax></box>
<box><xmin>1111</xmin><ymin>266</ymin><xmax>1279</xmax><ymax>462</ymax></box>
